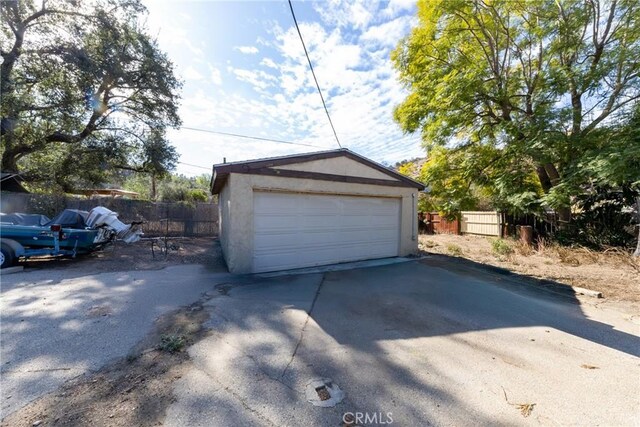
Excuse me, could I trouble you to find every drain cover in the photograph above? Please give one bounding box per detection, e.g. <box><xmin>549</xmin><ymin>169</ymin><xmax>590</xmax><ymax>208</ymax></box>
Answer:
<box><xmin>305</xmin><ymin>378</ymin><xmax>345</xmax><ymax>407</ymax></box>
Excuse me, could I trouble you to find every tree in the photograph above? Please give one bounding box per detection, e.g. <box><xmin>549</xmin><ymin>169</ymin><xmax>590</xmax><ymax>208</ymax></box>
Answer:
<box><xmin>1</xmin><ymin>0</ymin><xmax>181</xmax><ymax>190</ymax></box>
<box><xmin>122</xmin><ymin>172</ymin><xmax>211</xmax><ymax>203</ymax></box>
<box><xmin>393</xmin><ymin>0</ymin><xmax>640</xmax><ymax>224</ymax></box>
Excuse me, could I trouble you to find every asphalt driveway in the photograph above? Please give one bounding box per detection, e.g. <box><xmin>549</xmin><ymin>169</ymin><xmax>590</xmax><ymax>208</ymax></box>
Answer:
<box><xmin>2</xmin><ymin>256</ymin><xmax>639</xmax><ymax>425</ymax></box>
<box><xmin>166</xmin><ymin>258</ymin><xmax>640</xmax><ymax>426</ymax></box>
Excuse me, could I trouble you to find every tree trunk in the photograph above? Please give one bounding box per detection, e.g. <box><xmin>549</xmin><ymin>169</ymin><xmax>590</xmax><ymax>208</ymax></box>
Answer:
<box><xmin>151</xmin><ymin>173</ymin><xmax>157</xmax><ymax>201</ymax></box>
<box><xmin>534</xmin><ymin>163</ymin><xmax>573</xmax><ymax>228</ymax></box>
<box><xmin>535</xmin><ymin>166</ymin><xmax>552</xmax><ymax>192</ymax></box>
<box><xmin>542</xmin><ymin>163</ymin><xmax>571</xmax><ymax>226</ymax></box>
<box><xmin>634</xmin><ymin>197</ymin><xmax>640</xmax><ymax>257</ymax></box>
<box><xmin>1</xmin><ymin>148</ymin><xmax>20</xmax><ymax>173</ymax></box>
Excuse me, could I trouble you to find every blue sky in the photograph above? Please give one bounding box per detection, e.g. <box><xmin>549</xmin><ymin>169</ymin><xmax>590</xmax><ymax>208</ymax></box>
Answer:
<box><xmin>143</xmin><ymin>0</ymin><xmax>423</xmax><ymax>176</ymax></box>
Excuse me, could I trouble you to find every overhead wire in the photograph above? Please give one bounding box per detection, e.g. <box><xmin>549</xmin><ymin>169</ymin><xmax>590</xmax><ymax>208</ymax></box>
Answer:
<box><xmin>180</xmin><ymin>126</ymin><xmax>324</xmax><ymax>148</ymax></box>
<box><xmin>177</xmin><ymin>161</ymin><xmax>211</xmax><ymax>170</ymax></box>
<box><xmin>287</xmin><ymin>0</ymin><xmax>342</xmax><ymax>149</ymax></box>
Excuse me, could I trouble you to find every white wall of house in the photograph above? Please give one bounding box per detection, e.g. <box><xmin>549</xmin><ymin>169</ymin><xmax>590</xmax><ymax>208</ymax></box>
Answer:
<box><xmin>217</xmin><ymin>157</ymin><xmax>420</xmax><ymax>274</ymax></box>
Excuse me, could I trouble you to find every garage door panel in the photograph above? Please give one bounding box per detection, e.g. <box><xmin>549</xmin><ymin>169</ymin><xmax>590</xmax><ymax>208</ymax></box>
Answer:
<box><xmin>254</xmin><ymin>233</ymin><xmax>299</xmax><ymax>250</ymax></box>
<box><xmin>253</xmin><ymin>192</ymin><xmax>401</xmax><ymax>273</ymax></box>
<box><xmin>300</xmin><ymin>215</ymin><xmax>340</xmax><ymax>228</ymax></box>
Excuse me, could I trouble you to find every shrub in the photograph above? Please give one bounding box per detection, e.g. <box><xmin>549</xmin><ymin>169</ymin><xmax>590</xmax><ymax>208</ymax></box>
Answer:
<box><xmin>446</xmin><ymin>243</ymin><xmax>463</xmax><ymax>256</ymax></box>
<box><xmin>514</xmin><ymin>241</ymin><xmax>534</xmax><ymax>256</ymax></box>
<box><xmin>423</xmin><ymin>239</ymin><xmax>437</xmax><ymax>248</ymax></box>
<box><xmin>491</xmin><ymin>239</ymin><xmax>514</xmax><ymax>256</ymax></box>
<box><xmin>159</xmin><ymin>334</ymin><xmax>186</xmax><ymax>353</ymax></box>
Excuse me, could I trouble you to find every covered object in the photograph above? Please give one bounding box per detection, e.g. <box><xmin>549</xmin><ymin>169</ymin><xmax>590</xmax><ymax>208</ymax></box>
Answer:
<box><xmin>210</xmin><ymin>149</ymin><xmax>425</xmax><ymax>274</ymax></box>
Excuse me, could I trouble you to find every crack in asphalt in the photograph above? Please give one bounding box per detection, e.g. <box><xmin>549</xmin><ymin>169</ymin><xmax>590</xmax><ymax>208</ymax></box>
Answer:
<box><xmin>206</xmin><ymin>328</ymin><xmax>301</xmax><ymax>395</ymax></box>
<box><xmin>186</xmin><ymin>362</ymin><xmax>279</xmax><ymax>427</ymax></box>
<box><xmin>280</xmin><ymin>274</ymin><xmax>325</xmax><ymax>379</ymax></box>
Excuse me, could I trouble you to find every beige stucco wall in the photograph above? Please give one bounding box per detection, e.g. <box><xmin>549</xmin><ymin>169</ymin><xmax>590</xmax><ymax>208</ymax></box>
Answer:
<box><xmin>220</xmin><ymin>172</ymin><xmax>419</xmax><ymax>274</ymax></box>
<box><xmin>218</xmin><ymin>181</ymin><xmax>231</xmax><ymax>268</ymax></box>
<box><xmin>276</xmin><ymin>156</ymin><xmax>398</xmax><ymax>181</ymax></box>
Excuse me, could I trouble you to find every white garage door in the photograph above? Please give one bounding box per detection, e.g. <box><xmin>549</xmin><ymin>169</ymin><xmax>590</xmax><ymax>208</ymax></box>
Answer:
<box><xmin>253</xmin><ymin>192</ymin><xmax>400</xmax><ymax>273</ymax></box>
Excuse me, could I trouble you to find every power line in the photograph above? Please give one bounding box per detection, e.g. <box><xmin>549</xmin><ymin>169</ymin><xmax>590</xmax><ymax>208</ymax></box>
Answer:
<box><xmin>287</xmin><ymin>0</ymin><xmax>342</xmax><ymax>149</ymax></box>
<box><xmin>180</xmin><ymin>126</ymin><xmax>324</xmax><ymax>148</ymax></box>
<box><xmin>178</xmin><ymin>161</ymin><xmax>211</xmax><ymax>170</ymax></box>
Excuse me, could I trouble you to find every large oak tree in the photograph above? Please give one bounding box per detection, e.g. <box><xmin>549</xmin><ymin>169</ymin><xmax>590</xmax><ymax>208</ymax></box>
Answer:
<box><xmin>1</xmin><ymin>0</ymin><xmax>181</xmax><ymax>191</ymax></box>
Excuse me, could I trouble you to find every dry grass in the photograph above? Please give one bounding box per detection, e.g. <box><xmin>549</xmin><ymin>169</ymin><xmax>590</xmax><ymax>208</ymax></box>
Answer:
<box><xmin>580</xmin><ymin>364</ymin><xmax>600</xmax><ymax>370</ymax></box>
<box><xmin>502</xmin><ymin>387</ymin><xmax>536</xmax><ymax>418</ymax></box>
<box><xmin>419</xmin><ymin>234</ymin><xmax>640</xmax><ymax>304</ymax></box>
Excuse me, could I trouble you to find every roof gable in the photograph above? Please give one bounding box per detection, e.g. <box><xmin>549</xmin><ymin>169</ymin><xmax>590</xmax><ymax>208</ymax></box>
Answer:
<box><xmin>275</xmin><ymin>156</ymin><xmax>396</xmax><ymax>180</ymax></box>
<box><xmin>210</xmin><ymin>149</ymin><xmax>424</xmax><ymax>194</ymax></box>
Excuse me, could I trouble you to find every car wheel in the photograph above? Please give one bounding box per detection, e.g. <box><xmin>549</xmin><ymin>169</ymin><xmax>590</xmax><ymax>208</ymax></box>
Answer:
<box><xmin>1</xmin><ymin>244</ymin><xmax>16</xmax><ymax>269</ymax></box>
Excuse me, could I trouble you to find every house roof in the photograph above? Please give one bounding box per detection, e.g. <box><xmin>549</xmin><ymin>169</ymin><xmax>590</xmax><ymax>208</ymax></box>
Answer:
<box><xmin>210</xmin><ymin>148</ymin><xmax>425</xmax><ymax>194</ymax></box>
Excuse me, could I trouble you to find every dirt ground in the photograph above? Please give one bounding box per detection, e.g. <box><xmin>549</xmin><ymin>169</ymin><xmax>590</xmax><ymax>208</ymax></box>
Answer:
<box><xmin>1</xmin><ymin>294</ymin><xmax>215</xmax><ymax>427</ymax></box>
<box><xmin>419</xmin><ymin>234</ymin><xmax>640</xmax><ymax>304</ymax></box>
<box><xmin>19</xmin><ymin>236</ymin><xmax>225</xmax><ymax>274</ymax></box>
<box><xmin>3</xmin><ymin>237</ymin><xmax>224</xmax><ymax>426</ymax></box>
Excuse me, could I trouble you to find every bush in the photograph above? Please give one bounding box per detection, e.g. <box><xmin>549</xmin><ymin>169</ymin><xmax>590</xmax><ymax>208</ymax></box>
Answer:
<box><xmin>556</xmin><ymin>186</ymin><xmax>637</xmax><ymax>249</ymax></box>
<box><xmin>158</xmin><ymin>334</ymin><xmax>186</xmax><ymax>353</ymax></box>
<box><xmin>491</xmin><ymin>239</ymin><xmax>514</xmax><ymax>256</ymax></box>
<box><xmin>446</xmin><ymin>243</ymin><xmax>463</xmax><ymax>256</ymax></box>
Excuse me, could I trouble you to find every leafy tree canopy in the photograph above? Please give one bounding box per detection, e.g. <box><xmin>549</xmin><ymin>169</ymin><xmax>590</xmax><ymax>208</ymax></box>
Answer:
<box><xmin>393</xmin><ymin>0</ymin><xmax>640</xmax><ymax>219</ymax></box>
<box><xmin>122</xmin><ymin>172</ymin><xmax>211</xmax><ymax>203</ymax></box>
<box><xmin>1</xmin><ymin>0</ymin><xmax>182</xmax><ymax>191</ymax></box>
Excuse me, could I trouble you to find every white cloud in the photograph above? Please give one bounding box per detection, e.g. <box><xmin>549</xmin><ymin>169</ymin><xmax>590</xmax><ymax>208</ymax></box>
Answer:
<box><xmin>313</xmin><ymin>0</ymin><xmax>374</xmax><ymax>30</ymax></box>
<box><xmin>230</xmin><ymin>68</ymin><xmax>277</xmax><ymax>91</ymax></box>
<box><xmin>209</xmin><ymin>65</ymin><xmax>222</xmax><ymax>85</ymax></box>
<box><xmin>260</xmin><ymin>58</ymin><xmax>278</xmax><ymax>69</ymax></box>
<box><xmin>183</xmin><ymin>66</ymin><xmax>205</xmax><ymax>81</ymax></box>
<box><xmin>361</xmin><ymin>15</ymin><xmax>415</xmax><ymax>47</ymax></box>
<box><xmin>144</xmin><ymin>0</ymin><xmax>423</xmax><ymax>176</ymax></box>
<box><xmin>382</xmin><ymin>0</ymin><xmax>416</xmax><ymax>18</ymax></box>
<box><xmin>234</xmin><ymin>45</ymin><xmax>259</xmax><ymax>54</ymax></box>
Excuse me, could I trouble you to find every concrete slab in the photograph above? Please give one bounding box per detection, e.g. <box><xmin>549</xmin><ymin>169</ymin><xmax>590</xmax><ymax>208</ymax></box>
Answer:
<box><xmin>0</xmin><ymin>264</ymin><xmax>233</xmax><ymax>417</ymax></box>
<box><xmin>165</xmin><ymin>260</ymin><xmax>640</xmax><ymax>426</ymax></box>
<box><xmin>3</xmin><ymin>255</ymin><xmax>638</xmax><ymax>425</ymax></box>
<box><xmin>254</xmin><ymin>256</ymin><xmax>420</xmax><ymax>278</ymax></box>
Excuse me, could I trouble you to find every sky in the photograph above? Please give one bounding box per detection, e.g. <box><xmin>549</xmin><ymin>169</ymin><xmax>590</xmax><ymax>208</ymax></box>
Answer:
<box><xmin>142</xmin><ymin>0</ymin><xmax>423</xmax><ymax>176</ymax></box>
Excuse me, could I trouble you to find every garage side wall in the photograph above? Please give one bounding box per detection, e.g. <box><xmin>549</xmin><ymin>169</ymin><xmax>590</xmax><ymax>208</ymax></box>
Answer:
<box><xmin>218</xmin><ymin>181</ymin><xmax>231</xmax><ymax>267</ymax></box>
<box><xmin>223</xmin><ymin>173</ymin><xmax>419</xmax><ymax>274</ymax></box>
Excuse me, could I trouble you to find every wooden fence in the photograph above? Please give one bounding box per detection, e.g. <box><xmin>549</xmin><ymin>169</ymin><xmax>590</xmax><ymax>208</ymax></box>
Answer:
<box><xmin>460</xmin><ymin>211</ymin><xmax>502</xmax><ymax>236</ymax></box>
<box><xmin>0</xmin><ymin>192</ymin><xmax>218</xmax><ymax>237</ymax></box>
<box><xmin>420</xmin><ymin>210</ymin><xmax>558</xmax><ymax>238</ymax></box>
<box><xmin>420</xmin><ymin>211</ymin><xmax>500</xmax><ymax>236</ymax></box>
<box><xmin>421</xmin><ymin>212</ymin><xmax>460</xmax><ymax>235</ymax></box>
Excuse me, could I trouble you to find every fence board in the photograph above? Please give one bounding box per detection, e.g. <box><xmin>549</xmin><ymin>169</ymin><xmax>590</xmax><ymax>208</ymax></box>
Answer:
<box><xmin>0</xmin><ymin>192</ymin><xmax>218</xmax><ymax>237</ymax></box>
<box><xmin>422</xmin><ymin>212</ymin><xmax>460</xmax><ymax>235</ymax></box>
<box><xmin>460</xmin><ymin>211</ymin><xmax>501</xmax><ymax>236</ymax></box>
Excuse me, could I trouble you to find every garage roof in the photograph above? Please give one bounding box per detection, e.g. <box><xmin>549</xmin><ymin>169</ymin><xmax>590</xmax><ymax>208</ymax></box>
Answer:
<box><xmin>210</xmin><ymin>148</ymin><xmax>425</xmax><ymax>194</ymax></box>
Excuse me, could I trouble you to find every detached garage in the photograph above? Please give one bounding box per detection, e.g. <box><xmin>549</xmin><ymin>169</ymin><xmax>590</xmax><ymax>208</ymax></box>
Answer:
<box><xmin>210</xmin><ymin>149</ymin><xmax>424</xmax><ymax>274</ymax></box>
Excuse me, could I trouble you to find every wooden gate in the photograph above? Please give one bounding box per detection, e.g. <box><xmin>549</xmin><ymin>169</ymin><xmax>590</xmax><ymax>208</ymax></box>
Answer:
<box><xmin>421</xmin><ymin>212</ymin><xmax>460</xmax><ymax>235</ymax></box>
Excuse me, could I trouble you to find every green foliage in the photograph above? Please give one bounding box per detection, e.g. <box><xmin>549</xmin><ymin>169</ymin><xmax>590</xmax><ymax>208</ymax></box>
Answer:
<box><xmin>161</xmin><ymin>187</ymin><xmax>208</xmax><ymax>203</ymax></box>
<box><xmin>393</xmin><ymin>0</ymin><xmax>640</xmax><ymax>219</ymax></box>
<box><xmin>556</xmin><ymin>186</ymin><xmax>638</xmax><ymax>249</ymax></box>
<box><xmin>446</xmin><ymin>243</ymin><xmax>463</xmax><ymax>256</ymax></box>
<box><xmin>121</xmin><ymin>172</ymin><xmax>211</xmax><ymax>202</ymax></box>
<box><xmin>491</xmin><ymin>239</ymin><xmax>514</xmax><ymax>256</ymax></box>
<box><xmin>158</xmin><ymin>174</ymin><xmax>211</xmax><ymax>203</ymax></box>
<box><xmin>1</xmin><ymin>0</ymin><xmax>181</xmax><ymax>191</ymax></box>
<box><xmin>158</xmin><ymin>334</ymin><xmax>185</xmax><ymax>353</ymax></box>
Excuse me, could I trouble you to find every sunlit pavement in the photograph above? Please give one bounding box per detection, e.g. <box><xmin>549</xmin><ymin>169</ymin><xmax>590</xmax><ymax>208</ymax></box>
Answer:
<box><xmin>167</xmin><ymin>259</ymin><xmax>639</xmax><ymax>426</ymax></box>
<box><xmin>2</xmin><ymin>258</ymin><xmax>638</xmax><ymax>425</ymax></box>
